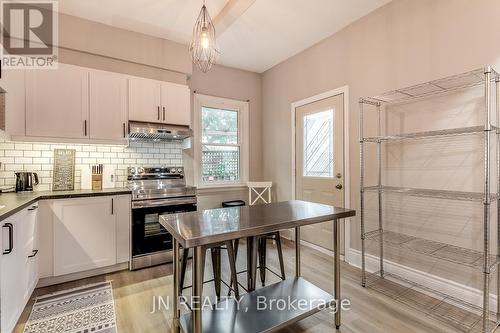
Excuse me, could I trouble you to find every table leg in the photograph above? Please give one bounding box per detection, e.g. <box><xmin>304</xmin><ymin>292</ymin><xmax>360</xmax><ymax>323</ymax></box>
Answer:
<box><xmin>192</xmin><ymin>246</ymin><xmax>204</xmax><ymax>333</ymax></box>
<box><xmin>295</xmin><ymin>227</ymin><xmax>301</xmax><ymax>277</ymax></box>
<box><xmin>173</xmin><ymin>239</ymin><xmax>181</xmax><ymax>331</ymax></box>
<box><xmin>334</xmin><ymin>219</ymin><xmax>341</xmax><ymax>329</ymax></box>
<box><xmin>247</xmin><ymin>236</ymin><xmax>259</xmax><ymax>291</ymax></box>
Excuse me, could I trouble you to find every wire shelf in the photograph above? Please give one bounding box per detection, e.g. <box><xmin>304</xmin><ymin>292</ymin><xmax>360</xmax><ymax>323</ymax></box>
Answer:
<box><xmin>363</xmin><ymin>185</ymin><xmax>498</xmax><ymax>202</ymax></box>
<box><xmin>361</xmin><ymin>68</ymin><xmax>500</xmax><ymax>105</ymax></box>
<box><xmin>365</xmin><ymin>271</ymin><xmax>500</xmax><ymax>333</ymax></box>
<box><xmin>364</xmin><ymin>230</ymin><xmax>498</xmax><ymax>271</ymax></box>
<box><xmin>363</xmin><ymin>125</ymin><xmax>498</xmax><ymax>143</ymax></box>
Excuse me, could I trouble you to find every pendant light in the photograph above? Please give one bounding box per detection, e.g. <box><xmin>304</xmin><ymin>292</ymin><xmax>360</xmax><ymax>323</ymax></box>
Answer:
<box><xmin>190</xmin><ymin>0</ymin><xmax>219</xmax><ymax>73</ymax></box>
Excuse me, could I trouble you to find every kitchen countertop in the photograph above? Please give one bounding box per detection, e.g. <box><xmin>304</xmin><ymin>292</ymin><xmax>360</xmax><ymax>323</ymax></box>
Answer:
<box><xmin>0</xmin><ymin>188</ymin><xmax>131</xmax><ymax>221</ymax></box>
<box><xmin>160</xmin><ymin>200</ymin><xmax>355</xmax><ymax>248</ymax></box>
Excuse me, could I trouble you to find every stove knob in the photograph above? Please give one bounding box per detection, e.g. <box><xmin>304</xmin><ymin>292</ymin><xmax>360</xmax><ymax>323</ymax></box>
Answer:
<box><xmin>177</xmin><ymin>168</ymin><xmax>183</xmax><ymax>173</ymax></box>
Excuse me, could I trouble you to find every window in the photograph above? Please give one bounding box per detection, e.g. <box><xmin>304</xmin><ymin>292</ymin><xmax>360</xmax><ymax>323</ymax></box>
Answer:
<box><xmin>195</xmin><ymin>94</ymin><xmax>249</xmax><ymax>187</ymax></box>
<box><xmin>303</xmin><ymin>109</ymin><xmax>334</xmax><ymax>177</ymax></box>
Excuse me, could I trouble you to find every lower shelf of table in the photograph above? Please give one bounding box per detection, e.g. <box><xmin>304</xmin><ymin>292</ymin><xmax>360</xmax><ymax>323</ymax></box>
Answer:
<box><xmin>179</xmin><ymin>277</ymin><xmax>335</xmax><ymax>333</ymax></box>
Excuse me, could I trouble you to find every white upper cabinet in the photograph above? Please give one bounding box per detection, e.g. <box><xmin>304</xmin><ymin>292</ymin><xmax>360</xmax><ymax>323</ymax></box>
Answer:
<box><xmin>0</xmin><ymin>69</ymin><xmax>26</xmax><ymax>136</ymax></box>
<box><xmin>129</xmin><ymin>77</ymin><xmax>191</xmax><ymax>126</ymax></box>
<box><xmin>89</xmin><ymin>70</ymin><xmax>128</xmax><ymax>140</ymax></box>
<box><xmin>25</xmin><ymin>64</ymin><xmax>89</xmax><ymax>139</ymax></box>
<box><xmin>128</xmin><ymin>77</ymin><xmax>161</xmax><ymax>123</ymax></box>
<box><xmin>161</xmin><ymin>82</ymin><xmax>191</xmax><ymax>126</ymax></box>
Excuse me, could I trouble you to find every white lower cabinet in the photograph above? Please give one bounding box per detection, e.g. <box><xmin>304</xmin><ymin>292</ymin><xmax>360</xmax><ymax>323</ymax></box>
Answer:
<box><xmin>1</xmin><ymin>203</ymin><xmax>39</xmax><ymax>333</ymax></box>
<box><xmin>0</xmin><ymin>195</ymin><xmax>130</xmax><ymax>333</ymax></box>
<box><xmin>47</xmin><ymin>195</ymin><xmax>131</xmax><ymax>277</ymax></box>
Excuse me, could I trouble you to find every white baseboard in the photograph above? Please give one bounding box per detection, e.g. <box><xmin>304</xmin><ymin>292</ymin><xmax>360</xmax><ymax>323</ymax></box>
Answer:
<box><xmin>300</xmin><ymin>239</ymin><xmax>345</xmax><ymax>261</ymax></box>
<box><xmin>37</xmin><ymin>262</ymin><xmax>129</xmax><ymax>288</ymax></box>
<box><xmin>347</xmin><ymin>248</ymin><xmax>497</xmax><ymax>310</ymax></box>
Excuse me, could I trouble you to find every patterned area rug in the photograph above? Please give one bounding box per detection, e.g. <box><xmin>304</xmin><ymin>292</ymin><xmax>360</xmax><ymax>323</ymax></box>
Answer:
<box><xmin>23</xmin><ymin>282</ymin><xmax>117</xmax><ymax>333</ymax></box>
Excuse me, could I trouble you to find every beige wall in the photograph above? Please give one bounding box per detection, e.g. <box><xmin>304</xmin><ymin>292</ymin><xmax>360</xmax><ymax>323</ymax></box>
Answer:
<box><xmin>261</xmin><ymin>0</ymin><xmax>500</xmax><ymax>255</ymax></box>
<box><xmin>59</xmin><ymin>13</ymin><xmax>192</xmax><ymax>77</ymax></box>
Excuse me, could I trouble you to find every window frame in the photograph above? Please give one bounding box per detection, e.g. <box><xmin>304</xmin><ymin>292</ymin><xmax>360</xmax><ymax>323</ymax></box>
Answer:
<box><xmin>193</xmin><ymin>93</ymin><xmax>249</xmax><ymax>188</ymax></box>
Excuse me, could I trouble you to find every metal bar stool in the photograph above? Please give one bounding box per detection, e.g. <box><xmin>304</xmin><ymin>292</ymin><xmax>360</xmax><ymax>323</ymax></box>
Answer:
<box><xmin>229</xmin><ymin>183</ymin><xmax>286</xmax><ymax>291</ymax></box>
<box><xmin>180</xmin><ymin>241</ymin><xmax>239</xmax><ymax>300</ymax></box>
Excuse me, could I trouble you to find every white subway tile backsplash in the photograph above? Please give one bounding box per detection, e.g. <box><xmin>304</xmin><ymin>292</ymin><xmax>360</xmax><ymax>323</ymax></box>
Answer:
<box><xmin>15</xmin><ymin>143</ymin><xmax>33</xmax><ymax>150</ymax></box>
<box><xmin>24</xmin><ymin>150</ymin><xmax>41</xmax><ymax>157</ymax></box>
<box><xmin>0</xmin><ymin>138</ymin><xmax>183</xmax><ymax>191</ymax></box>
<box><xmin>5</xmin><ymin>150</ymin><xmax>23</xmax><ymax>157</ymax></box>
<box><xmin>33</xmin><ymin>144</ymin><xmax>50</xmax><ymax>151</ymax></box>
<box><xmin>15</xmin><ymin>157</ymin><xmax>32</xmax><ymax>164</ymax></box>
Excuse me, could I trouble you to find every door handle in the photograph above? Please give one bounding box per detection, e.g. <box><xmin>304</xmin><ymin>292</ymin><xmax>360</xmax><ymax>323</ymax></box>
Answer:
<box><xmin>123</xmin><ymin>123</ymin><xmax>126</xmax><ymax>138</ymax></box>
<box><xmin>84</xmin><ymin>120</ymin><xmax>88</xmax><ymax>136</ymax></box>
<box><xmin>335</xmin><ymin>184</ymin><xmax>343</xmax><ymax>190</ymax></box>
<box><xmin>111</xmin><ymin>198</ymin><xmax>114</xmax><ymax>215</ymax></box>
<box><xmin>157</xmin><ymin>106</ymin><xmax>161</xmax><ymax>120</ymax></box>
<box><xmin>28</xmin><ymin>249</ymin><xmax>38</xmax><ymax>258</ymax></box>
<box><xmin>2</xmin><ymin>223</ymin><xmax>13</xmax><ymax>255</ymax></box>
<box><xmin>163</xmin><ymin>106</ymin><xmax>166</xmax><ymax>121</ymax></box>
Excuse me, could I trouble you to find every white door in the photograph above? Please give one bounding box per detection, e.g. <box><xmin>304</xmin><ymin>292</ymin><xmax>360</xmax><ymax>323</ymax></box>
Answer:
<box><xmin>89</xmin><ymin>70</ymin><xmax>128</xmax><ymax>140</ymax></box>
<box><xmin>161</xmin><ymin>82</ymin><xmax>191</xmax><ymax>126</ymax></box>
<box><xmin>53</xmin><ymin>197</ymin><xmax>116</xmax><ymax>276</ymax></box>
<box><xmin>295</xmin><ymin>94</ymin><xmax>344</xmax><ymax>251</ymax></box>
<box><xmin>128</xmin><ymin>77</ymin><xmax>161</xmax><ymax>123</ymax></box>
<box><xmin>25</xmin><ymin>64</ymin><xmax>89</xmax><ymax>138</ymax></box>
<box><xmin>1</xmin><ymin>212</ymin><xmax>26</xmax><ymax>333</ymax></box>
<box><xmin>24</xmin><ymin>204</ymin><xmax>39</xmax><ymax>300</ymax></box>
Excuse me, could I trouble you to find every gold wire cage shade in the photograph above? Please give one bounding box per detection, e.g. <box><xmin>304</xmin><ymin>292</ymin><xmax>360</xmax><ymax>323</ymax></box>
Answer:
<box><xmin>190</xmin><ymin>4</ymin><xmax>219</xmax><ymax>73</ymax></box>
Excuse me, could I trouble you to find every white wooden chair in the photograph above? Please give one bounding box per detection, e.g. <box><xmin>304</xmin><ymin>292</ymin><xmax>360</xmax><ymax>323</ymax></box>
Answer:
<box><xmin>247</xmin><ymin>181</ymin><xmax>273</xmax><ymax>205</ymax></box>
<box><xmin>247</xmin><ymin>181</ymin><xmax>286</xmax><ymax>286</ymax></box>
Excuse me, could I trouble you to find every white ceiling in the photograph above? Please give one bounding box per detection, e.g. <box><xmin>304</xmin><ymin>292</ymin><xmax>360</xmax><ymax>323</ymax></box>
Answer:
<box><xmin>58</xmin><ymin>0</ymin><xmax>391</xmax><ymax>73</ymax></box>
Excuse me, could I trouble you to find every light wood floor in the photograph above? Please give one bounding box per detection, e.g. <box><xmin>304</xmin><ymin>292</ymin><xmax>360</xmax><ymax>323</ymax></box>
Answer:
<box><xmin>14</xmin><ymin>240</ymin><xmax>497</xmax><ymax>333</ymax></box>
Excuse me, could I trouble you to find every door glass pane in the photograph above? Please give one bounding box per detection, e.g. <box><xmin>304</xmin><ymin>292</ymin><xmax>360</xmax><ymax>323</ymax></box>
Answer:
<box><xmin>303</xmin><ymin>109</ymin><xmax>334</xmax><ymax>177</ymax></box>
<box><xmin>201</xmin><ymin>107</ymin><xmax>238</xmax><ymax>144</ymax></box>
<box><xmin>202</xmin><ymin>145</ymin><xmax>240</xmax><ymax>182</ymax></box>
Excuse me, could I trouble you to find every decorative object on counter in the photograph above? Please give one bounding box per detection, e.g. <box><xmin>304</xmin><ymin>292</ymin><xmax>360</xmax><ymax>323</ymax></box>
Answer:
<box><xmin>22</xmin><ymin>282</ymin><xmax>117</xmax><ymax>333</ymax></box>
<box><xmin>52</xmin><ymin>149</ymin><xmax>76</xmax><ymax>191</ymax></box>
<box><xmin>190</xmin><ymin>0</ymin><xmax>219</xmax><ymax>73</ymax></box>
<box><xmin>15</xmin><ymin>172</ymin><xmax>39</xmax><ymax>192</ymax></box>
<box><xmin>92</xmin><ymin>164</ymin><xmax>103</xmax><ymax>191</ymax></box>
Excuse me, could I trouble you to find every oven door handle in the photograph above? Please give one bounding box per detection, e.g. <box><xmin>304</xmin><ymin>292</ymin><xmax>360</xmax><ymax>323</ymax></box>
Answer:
<box><xmin>132</xmin><ymin>197</ymin><xmax>197</xmax><ymax>209</ymax></box>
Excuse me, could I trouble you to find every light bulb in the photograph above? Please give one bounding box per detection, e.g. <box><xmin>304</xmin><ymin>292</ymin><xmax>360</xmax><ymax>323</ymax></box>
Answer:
<box><xmin>201</xmin><ymin>31</ymin><xmax>209</xmax><ymax>49</ymax></box>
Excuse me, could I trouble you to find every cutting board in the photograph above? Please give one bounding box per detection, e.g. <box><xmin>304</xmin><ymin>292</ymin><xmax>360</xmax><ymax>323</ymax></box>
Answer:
<box><xmin>103</xmin><ymin>166</ymin><xmax>116</xmax><ymax>189</ymax></box>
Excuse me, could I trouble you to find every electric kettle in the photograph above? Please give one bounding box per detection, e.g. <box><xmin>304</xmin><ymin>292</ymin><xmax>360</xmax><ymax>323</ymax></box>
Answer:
<box><xmin>15</xmin><ymin>172</ymin><xmax>39</xmax><ymax>192</ymax></box>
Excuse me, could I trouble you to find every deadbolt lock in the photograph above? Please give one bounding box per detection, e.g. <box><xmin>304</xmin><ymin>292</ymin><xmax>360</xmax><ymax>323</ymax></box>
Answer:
<box><xmin>336</xmin><ymin>173</ymin><xmax>342</xmax><ymax>179</ymax></box>
<box><xmin>336</xmin><ymin>184</ymin><xmax>343</xmax><ymax>190</ymax></box>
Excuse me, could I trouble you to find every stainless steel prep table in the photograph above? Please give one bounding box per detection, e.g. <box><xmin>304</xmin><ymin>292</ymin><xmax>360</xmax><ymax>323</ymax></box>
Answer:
<box><xmin>160</xmin><ymin>200</ymin><xmax>355</xmax><ymax>333</ymax></box>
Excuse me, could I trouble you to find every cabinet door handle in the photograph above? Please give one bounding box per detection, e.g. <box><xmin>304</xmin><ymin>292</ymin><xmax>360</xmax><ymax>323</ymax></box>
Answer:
<box><xmin>123</xmin><ymin>123</ymin><xmax>126</xmax><ymax>138</ymax></box>
<box><xmin>28</xmin><ymin>249</ymin><xmax>38</xmax><ymax>258</ymax></box>
<box><xmin>2</xmin><ymin>223</ymin><xmax>13</xmax><ymax>255</ymax></box>
<box><xmin>84</xmin><ymin>120</ymin><xmax>88</xmax><ymax>136</ymax></box>
<box><xmin>163</xmin><ymin>107</ymin><xmax>166</xmax><ymax>121</ymax></box>
<box><xmin>157</xmin><ymin>106</ymin><xmax>161</xmax><ymax>120</ymax></box>
<box><xmin>28</xmin><ymin>205</ymin><xmax>38</xmax><ymax>211</ymax></box>
<box><xmin>111</xmin><ymin>198</ymin><xmax>114</xmax><ymax>215</ymax></box>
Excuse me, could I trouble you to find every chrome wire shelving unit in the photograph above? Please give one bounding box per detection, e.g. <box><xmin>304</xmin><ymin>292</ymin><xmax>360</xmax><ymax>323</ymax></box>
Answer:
<box><xmin>360</xmin><ymin>66</ymin><xmax>500</xmax><ymax>333</ymax></box>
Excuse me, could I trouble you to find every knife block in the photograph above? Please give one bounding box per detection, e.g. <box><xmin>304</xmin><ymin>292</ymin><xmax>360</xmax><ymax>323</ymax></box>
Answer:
<box><xmin>92</xmin><ymin>174</ymin><xmax>102</xmax><ymax>191</ymax></box>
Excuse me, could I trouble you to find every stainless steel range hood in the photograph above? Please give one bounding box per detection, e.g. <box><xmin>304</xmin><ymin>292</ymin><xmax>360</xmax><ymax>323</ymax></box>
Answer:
<box><xmin>128</xmin><ymin>121</ymin><xmax>193</xmax><ymax>141</ymax></box>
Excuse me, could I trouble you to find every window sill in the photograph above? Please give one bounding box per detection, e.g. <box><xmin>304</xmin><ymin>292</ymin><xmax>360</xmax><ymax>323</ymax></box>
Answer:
<box><xmin>196</xmin><ymin>183</ymin><xmax>248</xmax><ymax>194</ymax></box>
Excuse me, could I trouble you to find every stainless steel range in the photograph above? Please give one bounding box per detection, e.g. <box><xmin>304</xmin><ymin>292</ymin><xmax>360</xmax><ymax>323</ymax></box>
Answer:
<box><xmin>128</xmin><ymin>166</ymin><xmax>197</xmax><ymax>270</ymax></box>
